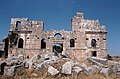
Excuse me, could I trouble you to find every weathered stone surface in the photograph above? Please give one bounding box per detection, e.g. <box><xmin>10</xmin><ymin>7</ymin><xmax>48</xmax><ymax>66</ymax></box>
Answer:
<box><xmin>42</xmin><ymin>60</ymin><xmax>55</xmax><ymax>68</ymax></box>
<box><xmin>25</xmin><ymin>55</ymin><xmax>40</xmax><ymax>69</ymax></box>
<box><xmin>91</xmin><ymin>57</ymin><xmax>107</xmax><ymax>65</ymax></box>
<box><xmin>6</xmin><ymin>55</ymin><xmax>24</xmax><ymax>66</ymax></box>
<box><xmin>36</xmin><ymin>63</ymin><xmax>43</xmax><ymax>69</ymax></box>
<box><xmin>48</xmin><ymin>66</ymin><xmax>59</xmax><ymax>76</ymax></box>
<box><xmin>24</xmin><ymin>59</ymin><xmax>29</xmax><ymax>68</ymax></box>
<box><xmin>61</xmin><ymin>61</ymin><xmax>74</xmax><ymax>74</ymax></box>
<box><xmin>61</xmin><ymin>52</ymin><xmax>70</xmax><ymax>58</ymax></box>
<box><xmin>36</xmin><ymin>56</ymin><xmax>58</xmax><ymax>69</ymax></box>
<box><xmin>29</xmin><ymin>55</ymin><xmax>38</xmax><ymax>63</ymax></box>
<box><xmin>4</xmin><ymin>66</ymin><xmax>15</xmax><ymax>76</ymax></box>
<box><xmin>32</xmin><ymin>73</ymin><xmax>38</xmax><ymax>77</ymax></box>
<box><xmin>18</xmin><ymin>55</ymin><xmax>24</xmax><ymax>62</ymax></box>
<box><xmin>111</xmin><ymin>64</ymin><xmax>120</xmax><ymax>74</ymax></box>
<box><xmin>88</xmin><ymin>58</ymin><xmax>107</xmax><ymax>68</ymax></box>
<box><xmin>26</xmin><ymin>61</ymin><xmax>33</xmax><ymax>69</ymax></box>
<box><xmin>100</xmin><ymin>68</ymin><xmax>110</xmax><ymax>76</ymax></box>
<box><xmin>9</xmin><ymin>59</ymin><xmax>19</xmax><ymax>65</ymax></box>
<box><xmin>79</xmin><ymin>63</ymin><xmax>88</xmax><ymax>70</ymax></box>
<box><xmin>50</xmin><ymin>55</ymin><xmax>59</xmax><ymax>62</ymax></box>
<box><xmin>73</xmin><ymin>66</ymin><xmax>82</xmax><ymax>74</ymax></box>
<box><xmin>2</xmin><ymin>52</ymin><xmax>120</xmax><ymax>77</ymax></box>
<box><xmin>40</xmin><ymin>53</ymin><xmax>50</xmax><ymax>60</ymax></box>
<box><xmin>7</xmin><ymin>12</ymin><xmax>107</xmax><ymax>59</ymax></box>
<box><xmin>85</xmin><ymin>65</ymin><xmax>100</xmax><ymax>75</ymax></box>
<box><xmin>36</xmin><ymin>60</ymin><xmax>51</xmax><ymax>69</ymax></box>
<box><xmin>4</xmin><ymin>65</ymin><xmax>23</xmax><ymax>76</ymax></box>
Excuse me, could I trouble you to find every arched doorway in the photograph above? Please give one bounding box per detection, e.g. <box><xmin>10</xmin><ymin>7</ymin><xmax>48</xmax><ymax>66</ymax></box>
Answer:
<box><xmin>53</xmin><ymin>43</ymin><xmax>63</xmax><ymax>56</ymax></box>
<box><xmin>70</xmin><ymin>39</ymin><xmax>75</xmax><ymax>47</ymax></box>
<box><xmin>4</xmin><ymin>37</ymin><xmax>9</xmax><ymax>58</ymax></box>
<box><xmin>16</xmin><ymin>21</ymin><xmax>21</xmax><ymax>28</ymax></box>
<box><xmin>91</xmin><ymin>39</ymin><xmax>97</xmax><ymax>48</ymax></box>
<box><xmin>0</xmin><ymin>62</ymin><xmax>7</xmax><ymax>75</ymax></box>
<box><xmin>18</xmin><ymin>38</ymin><xmax>24</xmax><ymax>48</ymax></box>
<box><xmin>41</xmin><ymin>39</ymin><xmax>46</xmax><ymax>49</ymax></box>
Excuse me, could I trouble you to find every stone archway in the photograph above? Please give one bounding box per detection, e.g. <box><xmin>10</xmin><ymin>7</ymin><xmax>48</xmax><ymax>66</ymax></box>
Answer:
<box><xmin>18</xmin><ymin>38</ymin><xmax>24</xmax><ymax>48</ymax></box>
<box><xmin>54</xmin><ymin>33</ymin><xmax>62</xmax><ymax>37</ymax></box>
<box><xmin>16</xmin><ymin>21</ymin><xmax>21</xmax><ymax>28</ymax></box>
<box><xmin>4</xmin><ymin>37</ymin><xmax>9</xmax><ymax>58</ymax></box>
<box><xmin>41</xmin><ymin>38</ymin><xmax>46</xmax><ymax>49</ymax></box>
<box><xmin>53</xmin><ymin>43</ymin><xmax>63</xmax><ymax>56</ymax></box>
<box><xmin>70</xmin><ymin>39</ymin><xmax>75</xmax><ymax>47</ymax></box>
<box><xmin>91</xmin><ymin>39</ymin><xmax>97</xmax><ymax>48</ymax></box>
<box><xmin>0</xmin><ymin>62</ymin><xmax>7</xmax><ymax>75</ymax></box>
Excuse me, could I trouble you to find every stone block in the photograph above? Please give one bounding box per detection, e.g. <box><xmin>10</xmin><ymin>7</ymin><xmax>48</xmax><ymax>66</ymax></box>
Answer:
<box><xmin>100</xmin><ymin>68</ymin><xmax>110</xmax><ymax>77</ymax></box>
<box><xmin>61</xmin><ymin>61</ymin><xmax>74</xmax><ymax>74</ymax></box>
<box><xmin>4</xmin><ymin>66</ymin><xmax>15</xmax><ymax>76</ymax></box>
<box><xmin>73</xmin><ymin>66</ymin><xmax>82</xmax><ymax>74</ymax></box>
<box><xmin>48</xmin><ymin>66</ymin><xmax>59</xmax><ymax>76</ymax></box>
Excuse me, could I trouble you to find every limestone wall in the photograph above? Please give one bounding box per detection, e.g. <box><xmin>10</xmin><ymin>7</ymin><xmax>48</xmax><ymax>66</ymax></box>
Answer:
<box><xmin>8</xmin><ymin>12</ymin><xmax>107</xmax><ymax>59</ymax></box>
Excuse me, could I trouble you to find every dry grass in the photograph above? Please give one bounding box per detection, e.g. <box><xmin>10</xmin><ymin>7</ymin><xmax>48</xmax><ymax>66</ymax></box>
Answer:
<box><xmin>112</xmin><ymin>58</ymin><xmax>120</xmax><ymax>62</ymax></box>
<box><xmin>1</xmin><ymin>69</ymin><xmax>119</xmax><ymax>79</ymax></box>
<box><xmin>1</xmin><ymin>61</ymin><xmax>120</xmax><ymax>79</ymax></box>
<box><xmin>0</xmin><ymin>58</ymin><xmax>120</xmax><ymax>79</ymax></box>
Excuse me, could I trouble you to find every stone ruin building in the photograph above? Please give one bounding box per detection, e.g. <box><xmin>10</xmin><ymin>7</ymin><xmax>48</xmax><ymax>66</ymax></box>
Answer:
<box><xmin>1</xmin><ymin>12</ymin><xmax>107</xmax><ymax>59</ymax></box>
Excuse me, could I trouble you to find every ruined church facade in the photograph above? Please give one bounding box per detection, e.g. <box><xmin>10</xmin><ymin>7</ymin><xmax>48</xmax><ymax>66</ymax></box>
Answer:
<box><xmin>8</xmin><ymin>12</ymin><xmax>107</xmax><ymax>59</ymax></box>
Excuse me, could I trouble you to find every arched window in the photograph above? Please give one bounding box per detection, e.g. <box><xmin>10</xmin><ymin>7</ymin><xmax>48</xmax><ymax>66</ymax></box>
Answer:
<box><xmin>18</xmin><ymin>38</ymin><xmax>24</xmax><ymax>48</ymax></box>
<box><xmin>0</xmin><ymin>62</ymin><xmax>7</xmax><ymax>75</ymax></box>
<box><xmin>16</xmin><ymin>21</ymin><xmax>21</xmax><ymax>28</ymax></box>
<box><xmin>92</xmin><ymin>51</ymin><xmax>97</xmax><ymax>57</ymax></box>
<box><xmin>91</xmin><ymin>39</ymin><xmax>97</xmax><ymax>48</ymax></box>
<box><xmin>4</xmin><ymin>37</ymin><xmax>9</xmax><ymax>57</ymax></box>
<box><xmin>70</xmin><ymin>39</ymin><xmax>75</xmax><ymax>47</ymax></box>
<box><xmin>41</xmin><ymin>39</ymin><xmax>46</xmax><ymax>49</ymax></box>
<box><xmin>54</xmin><ymin>33</ymin><xmax>62</xmax><ymax>37</ymax></box>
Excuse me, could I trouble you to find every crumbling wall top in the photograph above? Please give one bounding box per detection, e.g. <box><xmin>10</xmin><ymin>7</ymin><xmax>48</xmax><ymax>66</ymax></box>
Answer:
<box><xmin>72</xmin><ymin>12</ymin><xmax>84</xmax><ymax>19</ymax></box>
<box><xmin>11</xmin><ymin>18</ymin><xmax>29</xmax><ymax>22</ymax></box>
<box><xmin>72</xmin><ymin>12</ymin><xmax>107</xmax><ymax>32</ymax></box>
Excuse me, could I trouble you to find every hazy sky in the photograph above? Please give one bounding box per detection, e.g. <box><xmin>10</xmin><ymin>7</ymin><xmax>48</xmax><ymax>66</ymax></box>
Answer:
<box><xmin>0</xmin><ymin>0</ymin><xmax>120</xmax><ymax>56</ymax></box>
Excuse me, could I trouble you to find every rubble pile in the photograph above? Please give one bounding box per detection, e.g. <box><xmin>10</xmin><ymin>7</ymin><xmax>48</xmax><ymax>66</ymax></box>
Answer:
<box><xmin>0</xmin><ymin>53</ymin><xmax>120</xmax><ymax>78</ymax></box>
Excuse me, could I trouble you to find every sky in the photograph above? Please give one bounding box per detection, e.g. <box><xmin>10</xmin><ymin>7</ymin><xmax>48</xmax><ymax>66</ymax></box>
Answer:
<box><xmin>0</xmin><ymin>0</ymin><xmax>120</xmax><ymax>56</ymax></box>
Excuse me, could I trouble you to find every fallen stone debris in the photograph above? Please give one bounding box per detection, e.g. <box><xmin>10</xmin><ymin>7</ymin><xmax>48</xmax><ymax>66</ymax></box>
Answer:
<box><xmin>0</xmin><ymin>12</ymin><xmax>110</xmax><ymax>79</ymax></box>
<box><xmin>48</xmin><ymin>66</ymin><xmax>59</xmax><ymax>76</ymax></box>
<box><xmin>61</xmin><ymin>61</ymin><xmax>74</xmax><ymax>74</ymax></box>
<box><xmin>100</xmin><ymin>68</ymin><xmax>111</xmax><ymax>77</ymax></box>
<box><xmin>0</xmin><ymin>53</ymin><xmax>120</xmax><ymax>79</ymax></box>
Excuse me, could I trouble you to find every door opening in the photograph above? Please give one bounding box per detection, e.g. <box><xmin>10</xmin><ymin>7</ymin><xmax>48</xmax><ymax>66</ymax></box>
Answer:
<box><xmin>92</xmin><ymin>51</ymin><xmax>97</xmax><ymax>57</ymax></box>
<box><xmin>53</xmin><ymin>43</ymin><xmax>63</xmax><ymax>56</ymax></box>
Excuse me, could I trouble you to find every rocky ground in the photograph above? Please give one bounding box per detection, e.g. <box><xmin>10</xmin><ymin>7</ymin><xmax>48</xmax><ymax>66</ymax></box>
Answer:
<box><xmin>0</xmin><ymin>53</ymin><xmax>120</xmax><ymax>79</ymax></box>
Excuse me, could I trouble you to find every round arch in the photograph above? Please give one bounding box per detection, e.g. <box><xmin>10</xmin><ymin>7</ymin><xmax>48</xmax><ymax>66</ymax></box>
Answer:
<box><xmin>54</xmin><ymin>33</ymin><xmax>62</xmax><ymax>37</ymax></box>
<box><xmin>18</xmin><ymin>38</ymin><xmax>24</xmax><ymax>48</ymax></box>
<box><xmin>91</xmin><ymin>39</ymin><xmax>97</xmax><ymax>48</ymax></box>
<box><xmin>41</xmin><ymin>38</ymin><xmax>46</xmax><ymax>49</ymax></box>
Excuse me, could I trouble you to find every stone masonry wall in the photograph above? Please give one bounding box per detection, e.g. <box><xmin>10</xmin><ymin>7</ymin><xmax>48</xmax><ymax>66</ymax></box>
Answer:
<box><xmin>8</xmin><ymin>12</ymin><xmax>107</xmax><ymax>59</ymax></box>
